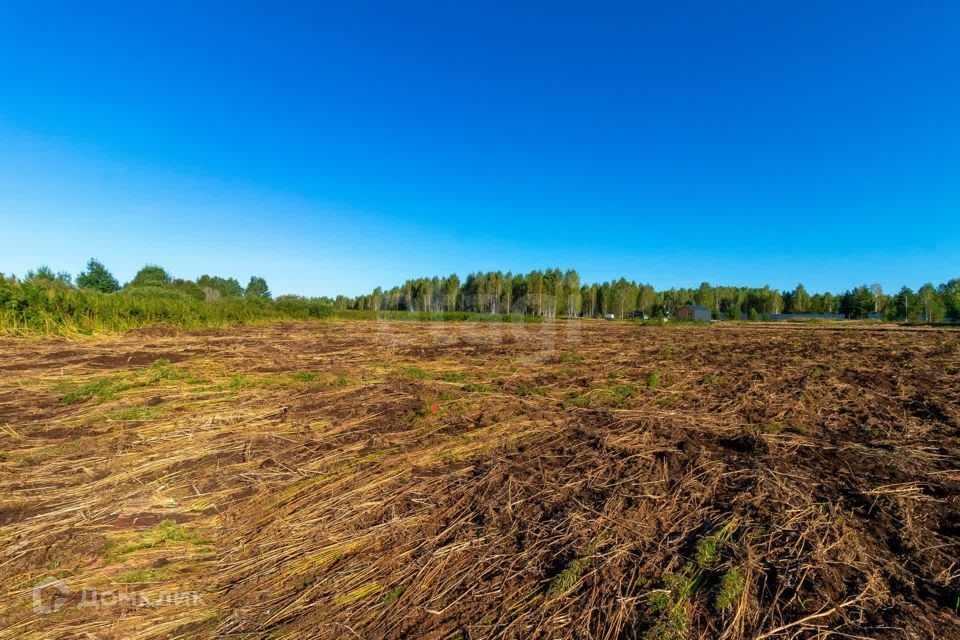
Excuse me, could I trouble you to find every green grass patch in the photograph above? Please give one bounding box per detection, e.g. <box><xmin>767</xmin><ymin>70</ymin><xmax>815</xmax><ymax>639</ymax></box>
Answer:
<box><xmin>383</xmin><ymin>585</ymin><xmax>405</xmax><ymax>606</ymax></box>
<box><xmin>404</xmin><ymin>367</ymin><xmax>429</xmax><ymax>379</ymax></box>
<box><xmin>59</xmin><ymin>378</ymin><xmax>114</xmax><ymax>404</ymax></box>
<box><xmin>562</xmin><ymin>392</ymin><xmax>590</xmax><ymax>408</ymax></box>
<box><xmin>548</xmin><ymin>541</ymin><xmax>597</xmax><ymax>597</ymax></box>
<box><xmin>439</xmin><ymin>372</ymin><xmax>467</xmax><ymax>382</ymax></box>
<box><xmin>516</xmin><ymin>385</ymin><xmax>547</xmax><ymax>397</ymax></box>
<box><xmin>58</xmin><ymin>359</ymin><xmax>193</xmax><ymax>405</ymax></box>
<box><xmin>647</xmin><ymin>371</ymin><xmax>661</xmax><ymax>389</ymax></box>
<box><xmin>224</xmin><ymin>370</ymin><xmax>342</xmax><ymax>390</ymax></box>
<box><xmin>109</xmin><ymin>405</ymin><xmax>166</xmax><ymax>421</ymax></box>
<box><xmin>695</xmin><ymin>518</ymin><xmax>737</xmax><ymax>570</ymax></box>
<box><xmin>102</xmin><ymin>519</ymin><xmax>201</xmax><ymax>562</ymax></box>
<box><xmin>715</xmin><ymin>568</ymin><xmax>745</xmax><ymax>615</ymax></box>
<box><xmin>645</xmin><ymin>518</ymin><xmax>739</xmax><ymax>639</ymax></box>
<box><xmin>463</xmin><ymin>383</ymin><xmax>493</xmax><ymax>393</ymax></box>
<box><xmin>148</xmin><ymin>358</ymin><xmax>192</xmax><ymax>381</ymax></box>
<box><xmin>594</xmin><ymin>384</ymin><xmax>638</xmax><ymax>407</ymax></box>
<box><xmin>646</xmin><ymin>568</ymin><xmax>699</xmax><ymax>640</ymax></box>
<box><xmin>611</xmin><ymin>384</ymin><xmax>637</xmax><ymax>400</ymax></box>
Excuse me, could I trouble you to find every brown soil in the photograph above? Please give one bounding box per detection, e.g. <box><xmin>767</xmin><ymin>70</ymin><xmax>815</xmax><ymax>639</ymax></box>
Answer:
<box><xmin>0</xmin><ymin>320</ymin><xmax>958</xmax><ymax>639</ymax></box>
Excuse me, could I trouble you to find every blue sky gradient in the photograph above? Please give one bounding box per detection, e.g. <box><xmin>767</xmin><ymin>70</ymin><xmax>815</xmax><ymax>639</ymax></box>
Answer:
<box><xmin>1</xmin><ymin>1</ymin><xmax>957</xmax><ymax>296</ymax></box>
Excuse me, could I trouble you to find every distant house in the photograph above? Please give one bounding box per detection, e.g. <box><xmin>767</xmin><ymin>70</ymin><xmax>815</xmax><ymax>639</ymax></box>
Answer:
<box><xmin>676</xmin><ymin>305</ymin><xmax>711</xmax><ymax>322</ymax></box>
<box><xmin>630</xmin><ymin>310</ymin><xmax>648</xmax><ymax>319</ymax></box>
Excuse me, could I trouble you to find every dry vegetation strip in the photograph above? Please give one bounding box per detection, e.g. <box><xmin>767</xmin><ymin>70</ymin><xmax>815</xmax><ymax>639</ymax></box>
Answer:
<box><xmin>0</xmin><ymin>320</ymin><xmax>958</xmax><ymax>639</ymax></box>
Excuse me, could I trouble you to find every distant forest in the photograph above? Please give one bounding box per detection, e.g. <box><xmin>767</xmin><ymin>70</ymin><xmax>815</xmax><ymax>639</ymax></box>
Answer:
<box><xmin>3</xmin><ymin>261</ymin><xmax>959</xmax><ymax>331</ymax></box>
<box><xmin>344</xmin><ymin>269</ymin><xmax>959</xmax><ymax>322</ymax></box>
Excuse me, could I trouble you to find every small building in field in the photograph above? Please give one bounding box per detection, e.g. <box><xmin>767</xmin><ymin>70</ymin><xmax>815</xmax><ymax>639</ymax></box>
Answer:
<box><xmin>676</xmin><ymin>305</ymin><xmax>712</xmax><ymax>322</ymax></box>
<box><xmin>630</xmin><ymin>310</ymin><xmax>649</xmax><ymax>319</ymax></box>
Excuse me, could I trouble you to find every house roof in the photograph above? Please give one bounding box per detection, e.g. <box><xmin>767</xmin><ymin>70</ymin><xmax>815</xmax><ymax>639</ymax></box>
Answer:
<box><xmin>681</xmin><ymin>305</ymin><xmax>710</xmax><ymax>311</ymax></box>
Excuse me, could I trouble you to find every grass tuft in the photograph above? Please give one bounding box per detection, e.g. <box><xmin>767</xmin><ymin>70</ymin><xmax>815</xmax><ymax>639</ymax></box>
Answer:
<box><xmin>463</xmin><ymin>383</ymin><xmax>493</xmax><ymax>393</ymax></box>
<box><xmin>102</xmin><ymin>519</ymin><xmax>201</xmax><ymax>562</ymax></box>
<box><xmin>516</xmin><ymin>385</ymin><xmax>547</xmax><ymax>397</ymax></box>
<box><xmin>695</xmin><ymin>518</ymin><xmax>738</xmax><ymax>569</ymax></box>
<box><xmin>383</xmin><ymin>585</ymin><xmax>405</xmax><ymax>606</ymax></box>
<box><xmin>548</xmin><ymin>542</ymin><xmax>597</xmax><ymax>597</ymax></box>
<box><xmin>647</xmin><ymin>371</ymin><xmax>661</xmax><ymax>389</ymax></box>
<box><xmin>715</xmin><ymin>568</ymin><xmax>746</xmax><ymax>614</ymax></box>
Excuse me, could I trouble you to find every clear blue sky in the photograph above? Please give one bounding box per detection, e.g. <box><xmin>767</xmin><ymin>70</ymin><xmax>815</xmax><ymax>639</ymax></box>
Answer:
<box><xmin>1</xmin><ymin>1</ymin><xmax>957</xmax><ymax>297</ymax></box>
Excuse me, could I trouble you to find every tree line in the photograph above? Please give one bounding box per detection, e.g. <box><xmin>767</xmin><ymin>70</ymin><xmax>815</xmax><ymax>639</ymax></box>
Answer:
<box><xmin>344</xmin><ymin>269</ymin><xmax>960</xmax><ymax>322</ymax></box>
<box><xmin>4</xmin><ymin>261</ymin><xmax>959</xmax><ymax>326</ymax></box>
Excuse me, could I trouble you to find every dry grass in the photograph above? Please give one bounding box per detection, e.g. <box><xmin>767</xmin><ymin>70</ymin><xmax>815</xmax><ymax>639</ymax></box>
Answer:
<box><xmin>1</xmin><ymin>320</ymin><xmax>959</xmax><ymax>639</ymax></box>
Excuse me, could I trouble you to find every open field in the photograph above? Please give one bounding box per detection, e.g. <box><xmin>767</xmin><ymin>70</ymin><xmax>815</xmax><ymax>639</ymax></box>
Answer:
<box><xmin>1</xmin><ymin>320</ymin><xmax>959</xmax><ymax>639</ymax></box>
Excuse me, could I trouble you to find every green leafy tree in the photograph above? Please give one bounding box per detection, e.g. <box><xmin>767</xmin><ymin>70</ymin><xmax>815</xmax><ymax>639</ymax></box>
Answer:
<box><xmin>793</xmin><ymin>283</ymin><xmax>809</xmax><ymax>313</ymax></box>
<box><xmin>197</xmin><ymin>274</ymin><xmax>244</xmax><ymax>299</ymax></box>
<box><xmin>890</xmin><ymin>287</ymin><xmax>917</xmax><ymax>321</ymax></box>
<box><xmin>917</xmin><ymin>283</ymin><xmax>943</xmax><ymax>323</ymax></box>
<box><xmin>500</xmin><ymin>273</ymin><xmax>513</xmax><ymax>314</ymax></box>
<box><xmin>444</xmin><ymin>274</ymin><xmax>460</xmax><ymax>311</ymax></box>
<box><xmin>170</xmin><ymin>279</ymin><xmax>206</xmax><ymax>301</ymax></box>
<box><xmin>870</xmin><ymin>283</ymin><xmax>885</xmax><ymax>314</ymax></box>
<box><xmin>76</xmin><ymin>259</ymin><xmax>120</xmax><ymax>293</ymax></box>
<box><xmin>528</xmin><ymin>271</ymin><xmax>545</xmax><ymax>316</ymax></box>
<box><xmin>24</xmin><ymin>266</ymin><xmax>72</xmax><ymax>288</ymax></box>
<box><xmin>857</xmin><ymin>286</ymin><xmax>876</xmax><ymax>317</ymax></box>
<box><xmin>840</xmin><ymin>286</ymin><xmax>875</xmax><ymax>318</ymax></box>
<box><xmin>694</xmin><ymin>281</ymin><xmax>716</xmax><ymax>313</ymax></box>
<box><xmin>245</xmin><ymin>276</ymin><xmax>271</xmax><ymax>300</ymax></box>
<box><xmin>129</xmin><ymin>265</ymin><xmax>172</xmax><ymax>287</ymax></box>
<box><xmin>563</xmin><ymin>270</ymin><xmax>582</xmax><ymax>317</ymax></box>
<box><xmin>940</xmin><ymin>279</ymin><xmax>960</xmax><ymax>320</ymax></box>
<box><xmin>613</xmin><ymin>278</ymin><xmax>632</xmax><ymax>318</ymax></box>
<box><xmin>370</xmin><ymin>286</ymin><xmax>384</xmax><ymax>311</ymax></box>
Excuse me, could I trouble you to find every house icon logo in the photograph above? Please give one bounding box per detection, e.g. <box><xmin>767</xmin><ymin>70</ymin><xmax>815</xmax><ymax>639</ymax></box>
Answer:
<box><xmin>33</xmin><ymin>577</ymin><xmax>69</xmax><ymax>614</ymax></box>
